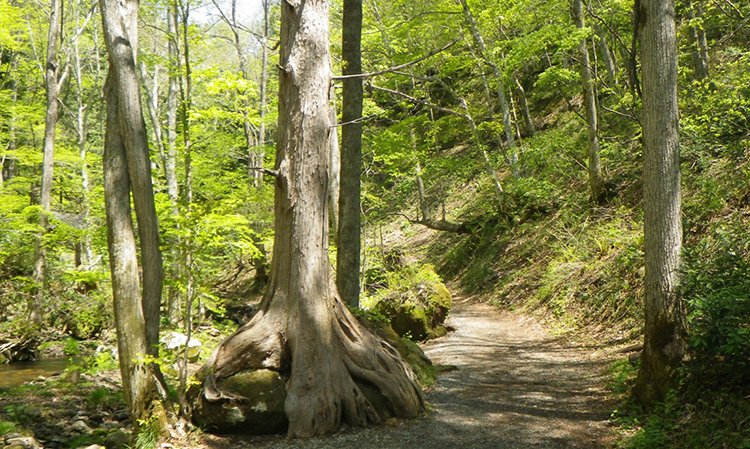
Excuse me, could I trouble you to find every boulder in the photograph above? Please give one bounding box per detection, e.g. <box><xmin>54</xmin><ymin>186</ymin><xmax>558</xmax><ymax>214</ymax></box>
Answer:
<box><xmin>161</xmin><ymin>332</ymin><xmax>201</xmax><ymax>361</ymax></box>
<box><xmin>373</xmin><ymin>279</ymin><xmax>452</xmax><ymax>341</ymax></box>
<box><xmin>2</xmin><ymin>435</ymin><xmax>42</xmax><ymax>449</ymax></box>
<box><xmin>192</xmin><ymin>369</ymin><xmax>287</xmax><ymax>434</ymax></box>
<box><xmin>103</xmin><ymin>430</ymin><xmax>130</xmax><ymax>449</ymax></box>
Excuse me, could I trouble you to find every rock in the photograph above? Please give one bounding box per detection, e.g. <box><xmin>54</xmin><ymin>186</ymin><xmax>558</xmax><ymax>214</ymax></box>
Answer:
<box><xmin>112</xmin><ymin>410</ymin><xmax>129</xmax><ymax>422</ymax></box>
<box><xmin>103</xmin><ymin>430</ymin><xmax>130</xmax><ymax>449</ymax></box>
<box><xmin>3</xmin><ymin>435</ymin><xmax>43</xmax><ymax>449</ymax></box>
<box><xmin>192</xmin><ymin>369</ymin><xmax>287</xmax><ymax>434</ymax></box>
<box><xmin>70</xmin><ymin>420</ymin><xmax>93</xmax><ymax>434</ymax></box>
<box><xmin>76</xmin><ymin>445</ymin><xmax>105</xmax><ymax>449</ymax></box>
<box><xmin>20</xmin><ymin>406</ymin><xmax>42</xmax><ymax>419</ymax></box>
<box><xmin>161</xmin><ymin>332</ymin><xmax>201</xmax><ymax>360</ymax></box>
<box><xmin>371</xmin><ymin>267</ymin><xmax>452</xmax><ymax>341</ymax></box>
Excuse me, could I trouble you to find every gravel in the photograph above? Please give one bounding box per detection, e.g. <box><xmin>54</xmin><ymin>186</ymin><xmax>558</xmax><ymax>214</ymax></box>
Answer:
<box><xmin>197</xmin><ymin>294</ymin><xmax>615</xmax><ymax>449</ymax></box>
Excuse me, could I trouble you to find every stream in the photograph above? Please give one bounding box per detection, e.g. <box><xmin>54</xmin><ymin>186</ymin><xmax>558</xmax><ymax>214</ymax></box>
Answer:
<box><xmin>0</xmin><ymin>358</ymin><xmax>78</xmax><ymax>389</ymax></box>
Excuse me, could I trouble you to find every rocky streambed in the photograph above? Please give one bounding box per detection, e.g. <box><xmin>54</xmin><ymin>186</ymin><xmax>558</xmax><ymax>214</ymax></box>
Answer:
<box><xmin>0</xmin><ymin>371</ymin><xmax>132</xmax><ymax>449</ymax></box>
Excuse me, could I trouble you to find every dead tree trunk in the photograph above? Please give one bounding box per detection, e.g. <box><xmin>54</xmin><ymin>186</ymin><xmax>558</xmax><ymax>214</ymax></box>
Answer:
<box><xmin>198</xmin><ymin>0</ymin><xmax>423</xmax><ymax>437</ymax></box>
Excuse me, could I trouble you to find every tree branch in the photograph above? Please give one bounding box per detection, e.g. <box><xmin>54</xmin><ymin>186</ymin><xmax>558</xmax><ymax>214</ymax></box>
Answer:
<box><xmin>333</xmin><ymin>38</ymin><xmax>459</xmax><ymax>80</ymax></box>
<box><xmin>247</xmin><ymin>166</ymin><xmax>279</xmax><ymax>177</ymax></box>
<box><xmin>369</xmin><ymin>84</ymin><xmax>469</xmax><ymax>120</ymax></box>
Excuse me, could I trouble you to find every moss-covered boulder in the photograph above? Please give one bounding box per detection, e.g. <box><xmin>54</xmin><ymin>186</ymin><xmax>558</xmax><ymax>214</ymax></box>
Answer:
<box><xmin>191</xmin><ymin>369</ymin><xmax>287</xmax><ymax>434</ymax></box>
<box><xmin>370</xmin><ymin>265</ymin><xmax>452</xmax><ymax>341</ymax></box>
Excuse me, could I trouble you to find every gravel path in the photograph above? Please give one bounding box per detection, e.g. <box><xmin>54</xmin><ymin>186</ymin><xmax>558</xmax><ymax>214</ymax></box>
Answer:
<box><xmin>202</xmin><ymin>294</ymin><xmax>615</xmax><ymax>448</ymax></box>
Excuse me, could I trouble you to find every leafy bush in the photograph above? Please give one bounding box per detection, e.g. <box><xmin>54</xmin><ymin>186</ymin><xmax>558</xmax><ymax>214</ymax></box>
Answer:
<box><xmin>681</xmin><ymin>216</ymin><xmax>750</xmax><ymax>386</ymax></box>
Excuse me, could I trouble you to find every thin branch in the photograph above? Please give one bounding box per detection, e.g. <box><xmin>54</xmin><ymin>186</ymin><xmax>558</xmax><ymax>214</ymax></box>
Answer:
<box><xmin>333</xmin><ymin>38</ymin><xmax>459</xmax><ymax>80</ymax></box>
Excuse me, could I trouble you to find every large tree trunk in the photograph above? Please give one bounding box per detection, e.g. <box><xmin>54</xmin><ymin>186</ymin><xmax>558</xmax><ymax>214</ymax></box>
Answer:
<box><xmin>573</xmin><ymin>0</ymin><xmax>605</xmax><ymax>204</ymax></box>
<box><xmin>634</xmin><ymin>0</ymin><xmax>686</xmax><ymax>406</ymax></box>
<box><xmin>337</xmin><ymin>0</ymin><xmax>363</xmax><ymax>308</ymax></box>
<box><xmin>199</xmin><ymin>0</ymin><xmax>423</xmax><ymax>437</ymax></box>
<box><xmin>99</xmin><ymin>0</ymin><xmax>170</xmax><ymax>426</ymax></box>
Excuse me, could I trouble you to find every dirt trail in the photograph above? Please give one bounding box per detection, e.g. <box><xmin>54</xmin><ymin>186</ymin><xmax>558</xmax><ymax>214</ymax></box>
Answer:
<box><xmin>205</xmin><ymin>294</ymin><xmax>615</xmax><ymax>448</ymax></box>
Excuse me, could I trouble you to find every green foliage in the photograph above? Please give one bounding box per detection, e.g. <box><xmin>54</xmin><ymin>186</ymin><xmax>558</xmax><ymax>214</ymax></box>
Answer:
<box><xmin>681</xmin><ymin>217</ymin><xmax>750</xmax><ymax>386</ymax></box>
<box><xmin>0</xmin><ymin>421</ymin><xmax>18</xmax><ymax>436</ymax></box>
<box><xmin>134</xmin><ymin>416</ymin><xmax>161</xmax><ymax>449</ymax></box>
<box><xmin>63</xmin><ymin>337</ymin><xmax>80</xmax><ymax>356</ymax></box>
<box><xmin>613</xmin><ymin>388</ymin><xmax>750</xmax><ymax>449</ymax></box>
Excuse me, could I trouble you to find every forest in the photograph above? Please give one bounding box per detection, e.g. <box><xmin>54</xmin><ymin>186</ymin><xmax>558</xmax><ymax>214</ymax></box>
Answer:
<box><xmin>1</xmin><ymin>0</ymin><xmax>749</xmax><ymax>447</ymax></box>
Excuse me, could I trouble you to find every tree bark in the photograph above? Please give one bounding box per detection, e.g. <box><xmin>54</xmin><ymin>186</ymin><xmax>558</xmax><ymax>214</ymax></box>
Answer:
<box><xmin>634</xmin><ymin>0</ymin><xmax>686</xmax><ymax>406</ymax></box>
<box><xmin>573</xmin><ymin>0</ymin><xmax>605</xmax><ymax>204</ymax></box>
<box><xmin>99</xmin><ymin>0</ymin><xmax>169</xmax><ymax>425</ymax></box>
<box><xmin>199</xmin><ymin>0</ymin><xmax>423</xmax><ymax>437</ymax></box>
<box><xmin>337</xmin><ymin>0</ymin><xmax>364</xmax><ymax>308</ymax></box>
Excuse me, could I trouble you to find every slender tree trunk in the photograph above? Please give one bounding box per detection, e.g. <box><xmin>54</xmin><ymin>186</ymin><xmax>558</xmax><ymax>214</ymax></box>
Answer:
<box><xmin>458</xmin><ymin>0</ymin><xmax>519</xmax><ymax>178</ymax></box>
<box><xmin>257</xmin><ymin>0</ymin><xmax>270</xmax><ymax>186</ymax></box>
<box><xmin>634</xmin><ymin>0</ymin><xmax>686</xmax><ymax>406</ymax></box>
<box><xmin>329</xmin><ymin>84</ymin><xmax>341</xmax><ymax>241</ymax></box>
<box><xmin>73</xmin><ymin>20</ymin><xmax>93</xmax><ymax>265</ymax></box>
<box><xmin>573</xmin><ymin>0</ymin><xmax>605</xmax><ymax>204</ymax></box>
<box><xmin>30</xmin><ymin>0</ymin><xmax>64</xmax><ymax>328</ymax></box>
<box><xmin>338</xmin><ymin>0</ymin><xmax>363</xmax><ymax>308</ymax></box>
<box><xmin>198</xmin><ymin>0</ymin><xmax>423</xmax><ymax>437</ymax></box>
<box><xmin>165</xmin><ymin>4</ymin><xmax>182</xmax><ymax>327</ymax></box>
<box><xmin>594</xmin><ymin>24</ymin><xmax>618</xmax><ymax>86</ymax></box>
<box><xmin>688</xmin><ymin>0</ymin><xmax>709</xmax><ymax>80</ymax></box>
<box><xmin>514</xmin><ymin>78</ymin><xmax>535</xmax><ymax>137</ymax></box>
<box><xmin>99</xmin><ymin>0</ymin><xmax>170</xmax><ymax>426</ymax></box>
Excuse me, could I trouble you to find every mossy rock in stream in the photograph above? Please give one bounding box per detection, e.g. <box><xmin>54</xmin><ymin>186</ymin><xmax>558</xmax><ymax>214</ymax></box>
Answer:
<box><xmin>369</xmin><ymin>266</ymin><xmax>452</xmax><ymax>341</ymax></box>
<box><xmin>191</xmin><ymin>369</ymin><xmax>288</xmax><ymax>434</ymax></box>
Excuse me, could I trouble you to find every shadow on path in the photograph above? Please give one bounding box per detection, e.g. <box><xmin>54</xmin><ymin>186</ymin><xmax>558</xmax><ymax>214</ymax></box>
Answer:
<box><xmin>202</xmin><ymin>294</ymin><xmax>615</xmax><ymax>449</ymax></box>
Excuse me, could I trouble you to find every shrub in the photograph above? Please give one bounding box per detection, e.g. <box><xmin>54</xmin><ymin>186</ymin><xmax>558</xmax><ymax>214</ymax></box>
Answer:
<box><xmin>681</xmin><ymin>216</ymin><xmax>750</xmax><ymax>387</ymax></box>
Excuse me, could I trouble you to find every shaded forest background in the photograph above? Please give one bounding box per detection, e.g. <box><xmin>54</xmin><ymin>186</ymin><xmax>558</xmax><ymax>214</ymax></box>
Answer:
<box><xmin>1</xmin><ymin>0</ymin><xmax>749</xmax><ymax>446</ymax></box>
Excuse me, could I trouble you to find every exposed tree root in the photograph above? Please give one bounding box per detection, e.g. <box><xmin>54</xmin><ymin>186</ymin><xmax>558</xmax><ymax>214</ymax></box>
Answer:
<box><xmin>199</xmin><ymin>289</ymin><xmax>424</xmax><ymax>437</ymax></box>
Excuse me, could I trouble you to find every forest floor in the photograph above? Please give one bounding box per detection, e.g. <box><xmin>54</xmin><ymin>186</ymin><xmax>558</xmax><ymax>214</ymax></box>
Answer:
<box><xmin>197</xmin><ymin>291</ymin><xmax>618</xmax><ymax>449</ymax></box>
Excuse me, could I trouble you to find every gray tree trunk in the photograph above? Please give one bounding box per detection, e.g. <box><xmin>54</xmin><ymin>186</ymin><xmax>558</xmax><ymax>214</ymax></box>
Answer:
<box><xmin>199</xmin><ymin>0</ymin><xmax>423</xmax><ymax>437</ymax></box>
<box><xmin>634</xmin><ymin>0</ymin><xmax>686</xmax><ymax>406</ymax></box>
<box><xmin>573</xmin><ymin>0</ymin><xmax>605</xmax><ymax>204</ymax></box>
<box><xmin>688</xmin><ymin>0</ymin><xmax>709</xmax><ymax>80</ymax></box>
<box><xmin>514</xmin><ymin>78</ymin><xmax>535</xmax><ymax>137</ymax></box>
<box><xmin>337</xmin><ymin>0</ymin><xmax>364</xmax><ymax>308</ymax></box>
<box><xmin>257</xmin><ymin>0</ymin><xmax>270</xmax><ymax>186</ymax></box>
<box><xmin>99</xmin><ymin>0</ymin><xmax>170</xmax><ymax>425</ymax></box>
<box><xmin>594</xmin><ymin>24</ymin><xmax>618</xmax><ymax>86</ymax></box>
<box><xmin>30</xmin><ymin>0</ymin><xmax>64</xmax><ymax>328</ymax></box>
<box><xmin>329</xmin><ymin>84</ymin><xmax>341</xmax><ymax>241</ymax></box>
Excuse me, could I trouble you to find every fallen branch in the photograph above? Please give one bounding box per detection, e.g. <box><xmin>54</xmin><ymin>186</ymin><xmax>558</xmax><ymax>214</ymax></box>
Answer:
<box><xmin>392</xmin><ymin>213</ymin><xmax>470</xmax><ymax>234</ymax></box>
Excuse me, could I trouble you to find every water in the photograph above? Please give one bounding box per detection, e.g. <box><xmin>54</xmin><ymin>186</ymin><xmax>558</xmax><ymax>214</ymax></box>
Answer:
<box><xmin>0</xmin><ymin>358</ymin><xmax>78</xmax><ymax>389</ymax></box>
